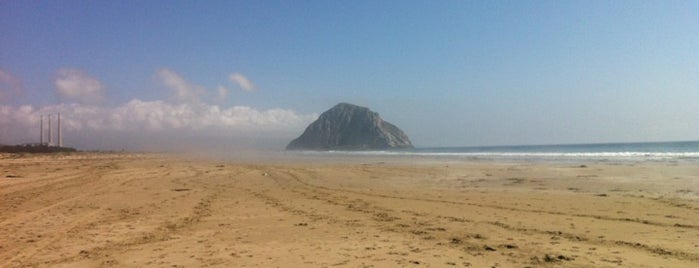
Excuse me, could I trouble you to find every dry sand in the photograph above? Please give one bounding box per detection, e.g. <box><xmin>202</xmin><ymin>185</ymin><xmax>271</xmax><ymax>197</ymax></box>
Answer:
<box><xmin>1</xmin><ymin>153</ymin><xmax>698</xmax><ymax>267</ymax></box>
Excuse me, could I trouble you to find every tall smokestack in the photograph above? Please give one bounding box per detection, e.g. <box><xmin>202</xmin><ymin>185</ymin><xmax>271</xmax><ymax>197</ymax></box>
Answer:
<box><xmin>58</xmin><ymin>113</ymin><xmax>62</xmax><ymax>147</ymax></box>
<box><xmin>48</xmin><ymin>114</ymin><xmax>52</xmax><ymax>146</ymax></box>
<box><xmin>40</xmin><ymin>115</ymin><xmax>44</xmax><ymax>145</ymax></box>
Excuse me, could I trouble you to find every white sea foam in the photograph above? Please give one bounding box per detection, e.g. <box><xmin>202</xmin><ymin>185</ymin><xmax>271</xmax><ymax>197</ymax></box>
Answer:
<box><xmin>290</xmin><ymin>141</ymin><xmax>699</xmax><ymax>162</ymax></box>
<box><xmin>294</xmin><ymin>150</ymin><xmax>699</xmax><ymax>162</ymax></box>
<box><xmin>335</xmin><ymin>151</ymin><xmax>698</xmax><ymax>157</ymax></box>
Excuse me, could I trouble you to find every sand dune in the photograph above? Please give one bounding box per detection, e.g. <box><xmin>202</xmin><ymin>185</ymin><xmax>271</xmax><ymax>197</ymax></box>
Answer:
<box><xmin>1</xmin><ymin>153</ymin><xmax>698</xmax><ymax>267</ymax></box>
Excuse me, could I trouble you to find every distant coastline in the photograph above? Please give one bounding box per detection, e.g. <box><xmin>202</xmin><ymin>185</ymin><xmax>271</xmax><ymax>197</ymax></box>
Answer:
<box><xmin>0</xmin><ymin>144</ymin><xmax>77</xmax><ymax>153</ymax></box>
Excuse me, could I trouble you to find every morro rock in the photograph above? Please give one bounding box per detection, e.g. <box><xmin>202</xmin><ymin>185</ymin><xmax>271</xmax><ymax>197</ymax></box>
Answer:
<box><xmin>286</xmin><ymin>103</ymin><xmax>413</xmax><ymax>150</ymax></box>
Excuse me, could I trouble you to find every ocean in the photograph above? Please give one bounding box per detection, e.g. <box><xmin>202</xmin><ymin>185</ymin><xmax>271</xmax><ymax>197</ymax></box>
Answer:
<box><xmin>300</xmin><ymin>141</ymin><xmax>699</xmax><ymax>163</ymax></box>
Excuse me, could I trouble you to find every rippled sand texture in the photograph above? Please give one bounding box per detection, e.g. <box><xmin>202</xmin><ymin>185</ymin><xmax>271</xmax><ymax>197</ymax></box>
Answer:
<box><xmin>1</xmin><ymin>153</ymin><xmax>698</xmax><ymax>267</ymax></box>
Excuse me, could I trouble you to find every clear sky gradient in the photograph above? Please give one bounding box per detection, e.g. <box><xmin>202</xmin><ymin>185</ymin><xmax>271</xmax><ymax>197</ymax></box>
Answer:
<box><xmin>1</xmin><ymin>1</ymin><xmax>697</xmax><ymax>150</ymax></box>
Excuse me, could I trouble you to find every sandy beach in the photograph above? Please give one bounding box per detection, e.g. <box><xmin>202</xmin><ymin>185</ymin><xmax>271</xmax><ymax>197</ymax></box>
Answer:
<box><xmin>1</xmin><ymin>153</ymin><xmax>698</xmax><ymax>267</ymax></box>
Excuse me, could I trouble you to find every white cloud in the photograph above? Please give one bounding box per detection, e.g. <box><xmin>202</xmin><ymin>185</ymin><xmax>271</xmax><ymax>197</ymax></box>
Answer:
<box><xmin>54</xmin><ymin>68</ymin><xmax>105</xmax><ymax>104</ymax></box>
<box><xmin>156</xmin><ymin>68</ymin><xmax>206</xmax><ymax>103</ymax></box>
<box><xmin>0</xmin><ymin>69</ymin><xmax>24</xmax><ymax>103</ymax></box>
<box><xmin>1</xmin><ymin>68</ymin><xmax>314</xmax><ymax>150</ymax></box>
<box><xmin>0</xmin><ymin>100</ymin><xmax>318</xmax><ymax>150</ymax></box>
<box><xmin>228</xmin><ymin>73</ymin><xmax>257</xmax><ymax>92</ymax></box>
<box><xmin>216</xmin><ymin>85</ymin><xmax>229</xmax><ymax>99</ymax></box>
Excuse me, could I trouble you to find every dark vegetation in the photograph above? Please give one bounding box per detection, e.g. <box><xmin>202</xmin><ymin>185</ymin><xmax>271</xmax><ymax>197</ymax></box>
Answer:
<box><xmin>0</xmin><ymin>144</ymin><xmax>77</xmax><ymax>153</ymax></box>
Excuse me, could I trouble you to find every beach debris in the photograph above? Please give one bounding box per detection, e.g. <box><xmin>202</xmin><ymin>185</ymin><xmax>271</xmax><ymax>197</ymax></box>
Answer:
<box><xmin>541</xmin><ymin>254</ymin><xmax>574</xmax><ymax>262</ymax></box>
<box><xmin>79</xmin><ymin>249</ymin><xmax>90</xmax><ymax>257</ymax></box>
<box><xmin>262</xmin><ymin>172</ymin><xmax>270</xmax><ymax>176</ymax></box>
<box><xmin>5</xmin><ymin>174</ymin><xmax>21</xmax><ymax>178</ymax></box>
<box><xmin>171</xmin><ymin>188</ymin><xmax>191</xmax><ymax>192</ymax></box>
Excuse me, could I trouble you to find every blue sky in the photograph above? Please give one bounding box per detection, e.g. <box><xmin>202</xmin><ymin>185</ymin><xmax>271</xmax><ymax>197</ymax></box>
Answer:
<box><xmin>1</xmin><ymin>1</ymin><xmax>697</xmax><ymax>150</ymax></box>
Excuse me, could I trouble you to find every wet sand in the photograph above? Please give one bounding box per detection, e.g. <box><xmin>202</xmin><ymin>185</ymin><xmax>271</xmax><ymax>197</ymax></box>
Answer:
<box><xmin>1</xmin><ymin>153</ymin><xmax>698</xmax><ymax>267</ymax></box>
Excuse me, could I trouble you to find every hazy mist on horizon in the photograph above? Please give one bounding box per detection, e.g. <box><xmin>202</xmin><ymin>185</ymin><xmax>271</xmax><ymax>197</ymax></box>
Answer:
<box><xmin>1</xmin><ymin>1</ymin><xmax>697</xmax><ymax>151</ymax></box>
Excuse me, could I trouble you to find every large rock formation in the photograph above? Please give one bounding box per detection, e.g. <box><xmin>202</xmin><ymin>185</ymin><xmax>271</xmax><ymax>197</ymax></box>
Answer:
<box><xmin>286</xmin><ymin>103</ymin><xmax>413</xmax><ymax>150</ymax></box>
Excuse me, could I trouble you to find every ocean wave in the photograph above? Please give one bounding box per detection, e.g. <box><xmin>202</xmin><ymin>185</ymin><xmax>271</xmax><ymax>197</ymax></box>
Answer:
<box><xmin>296</xmin><ymin>150</ymin><xmax>699</xmax><ymax>161</ymax></box>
